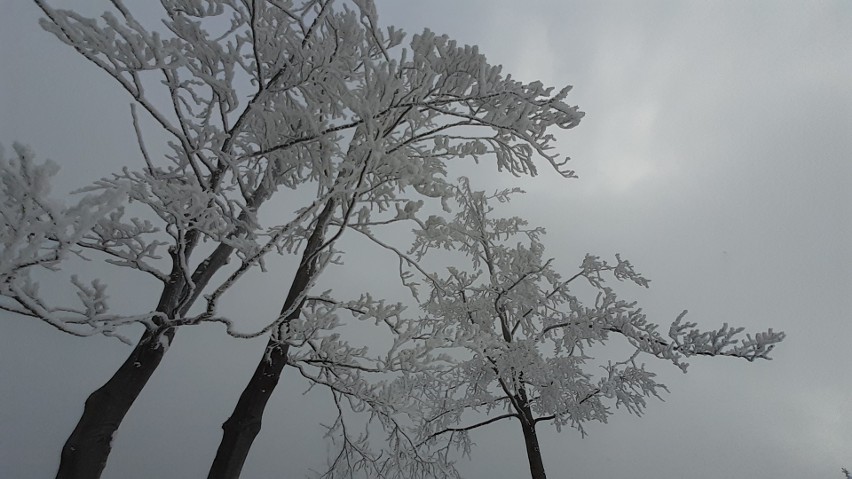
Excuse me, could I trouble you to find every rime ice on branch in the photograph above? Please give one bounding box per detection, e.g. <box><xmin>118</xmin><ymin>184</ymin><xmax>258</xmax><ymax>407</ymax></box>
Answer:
<box><xmin>0</xmin><ymin>144</ymin><xmax>135</xmax><ymax>340</ymax></box>
<box><xmin>27</xmin><ymin>0</ymin><xmax>585</xmax><ymax>339</ymax></box>
<box><xmin>394</xmin><ymin>179</ymin><xmax>784</xmax><ymax>479</ymax></box>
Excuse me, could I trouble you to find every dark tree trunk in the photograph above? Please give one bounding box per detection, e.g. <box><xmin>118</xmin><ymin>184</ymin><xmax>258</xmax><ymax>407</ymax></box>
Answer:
<box><xmin>206</xmin><ymin>339</ymin><xmax>290</xmax><ymax>479</ymax></box>
<box><xmin>208</xmin><ymin>199</ymin><xmax>335</xmax><ymax>479</ymax></box>
<box><xmin>519</xmin><ymin>416</ymin><xmax>547</xmax><ymax>479</ymax></box>
<box><xmin>55</xmin><ymin>234</ymin><xmax>234</xmax><ymax>479</ymax></box>
<box><xmin>514</xmin><ymin>385</ymin><xmax>547</xmax><ymax>479</ymax></box>
<box><xmin>56</xmin><ymin>327</ymin><xmax>175</xmax><ymax>479</ymax></box>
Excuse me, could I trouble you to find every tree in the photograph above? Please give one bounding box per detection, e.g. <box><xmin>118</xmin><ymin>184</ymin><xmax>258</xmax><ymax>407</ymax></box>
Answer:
<box><xmin>398</xmin><ymin>179</ymin><xmax>785</xmax><ymax>479</ymax></box>
<box><xmin>8</xmin><ymin>1</ymin><xmax>584</xmax><ymax>477</ymax></box>
<box><xmin>203</xmin><ymin>3</ymin><xmax>587</xmax><ymax>476</ymax></box>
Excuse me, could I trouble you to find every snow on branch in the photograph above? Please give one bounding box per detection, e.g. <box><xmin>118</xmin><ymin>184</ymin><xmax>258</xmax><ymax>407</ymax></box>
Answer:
<box><xmin>395</xmin><ymin>179</ymin><xmax>784</xmax><ymax>457</ymax></box>
<box><xmin>0</xmin><ymin>143</ymin><xmax>159</xmax><ymax>341</ymax></box>
<box><xmin>281</xmin><ymin>291</ymin><xmax>459</xmax><ymax>478</ymax></box>
<box><xmin>29</xmin><ymin>0</ymin><xmax>587</xmax><ymax>337</ymax></box>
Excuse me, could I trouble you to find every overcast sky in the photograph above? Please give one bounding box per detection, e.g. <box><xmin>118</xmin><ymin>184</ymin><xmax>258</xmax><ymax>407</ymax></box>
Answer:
<box><xmin>1</xmin><ymin>1</ymin><xmax>851</xmax><ymax>478</ymax></box>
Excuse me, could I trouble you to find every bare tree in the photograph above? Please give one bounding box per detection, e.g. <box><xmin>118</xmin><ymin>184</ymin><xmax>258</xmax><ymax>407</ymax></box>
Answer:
<box><xmin>398</xmin><ymin>179</ymin><xmax>785</xmax><ymax>479</ymax></box>
<box><xmin>5</xmin><ymin>1</ymin><xmax>584</xmax><ymax>477</ymax></box>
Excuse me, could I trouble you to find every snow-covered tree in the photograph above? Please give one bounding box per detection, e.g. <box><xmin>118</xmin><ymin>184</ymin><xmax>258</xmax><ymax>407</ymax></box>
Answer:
<box><xmin>5</xmin><ymin>1</ymin><xmax>584</xmax><ymax>477</ymax></box>
<box><xmin>202</xmin><ymin>1</ymin><xmax>586</xmax><ymax>474</ymax></box>
<box><xmin>398</xmin><ymin>179</ymin><xmax>785</xmax><ymax>479</ymax></box>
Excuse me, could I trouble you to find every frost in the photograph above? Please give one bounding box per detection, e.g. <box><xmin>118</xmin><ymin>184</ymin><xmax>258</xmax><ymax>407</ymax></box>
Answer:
<box><xmin>393</xmin><ymin>180</ymin><xmax>784</xmax><ymax>473</ymax></box>
<box><xmin>0</xmin><ymin>143</ymin><xmax>143</xmax><ymax>341</ymax></box>
<box><xmin>157</xmin><ymin>332</ymin><xmax>171</xmax><ymax>351</ymax></box>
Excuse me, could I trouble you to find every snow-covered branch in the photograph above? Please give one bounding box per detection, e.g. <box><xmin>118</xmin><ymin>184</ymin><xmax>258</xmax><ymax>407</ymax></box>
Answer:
<box><xmin>0</xmin><ymin>143</ymin><xmax>154</xmax><ymax>340</ymax></box>
<box><xmin>398</xmin><ymin>180</ymin><xmax>784</xmax><ymax>467</ymax></box>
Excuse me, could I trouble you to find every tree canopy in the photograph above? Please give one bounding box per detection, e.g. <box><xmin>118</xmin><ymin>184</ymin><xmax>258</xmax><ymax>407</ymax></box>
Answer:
<box><xmin>0</xmin><ymin>1</ymin><xmax>784</xmax><ymax>478</ymax></box>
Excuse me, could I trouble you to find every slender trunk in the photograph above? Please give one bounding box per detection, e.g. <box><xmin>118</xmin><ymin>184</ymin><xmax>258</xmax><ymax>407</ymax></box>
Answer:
<box><xmin>56</xmin><ymin>327</ymin><xmax>175</xmax><ymax>479</ymax></box>
<box><xmin>514</xmin><ymin>385</ymin><xmax>547</xmax><ymax>479</ymax></box>
<box><xmin>519</xmin><ymin>416</ymin><xmax>547</xmax><ymax>479</ymax></box>
<box><xmin>206</xmin><ymin>339</ymin><xmax>290</xmax><ymax>479</ymax></box>
<box><xmin>486</xmin><ymin>220</ymin><xmax>547</xmax><ymax>478</ymax></box>
<box><xmin>208</xmin><ymin>199</ymin><xmax>335</xmax><ymax>479</ymax></box>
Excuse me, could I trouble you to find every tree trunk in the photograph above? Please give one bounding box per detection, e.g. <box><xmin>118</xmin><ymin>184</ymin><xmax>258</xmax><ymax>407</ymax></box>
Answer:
<box><xmin>55</xmin><ymin>232</ymin><xmax>234</xmax><ymax>478</ymax></box>
<box><xmin>208</xmin><ymin>199</ymin><xmax>335</xmax><ymax>479</ymax></box>
<box><xmin>514</xmin><ymin>385</ymin><xmax>548</xmax><ymax>479</ymax></box>
<box><xmin>206</xmin><ymin>339</ymin><xmax>290</xmax><ymax>479</ymax></box>
<box><xmin>519</xmin><ymin>416</ymin><xmax>547</xmax><ymax>479</ymax></box>
<box><xmin>56</xmin><ymin>327</ymin><xmax>175</xmax><ymax>479</ymax></box>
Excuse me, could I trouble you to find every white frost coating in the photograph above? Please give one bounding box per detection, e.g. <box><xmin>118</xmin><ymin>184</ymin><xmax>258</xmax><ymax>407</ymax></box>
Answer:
<box><xmin>23</xmin><ymin>0</ymin><xmax>585</xmax><ymax>344</ymax></box>
<box><xmin>393</xmin><ymin>178</ymin><xmax>784</xmax><ymax>460</ymax></box>
<box><xmin>0</xmin><ymin>143</ymin><xmax>138</xmax><ymax>342</ymax></box>
<box><xmin>157</xmin><ymin>332</ymin><xmax>171</xmax><ymax>352</ymax></box>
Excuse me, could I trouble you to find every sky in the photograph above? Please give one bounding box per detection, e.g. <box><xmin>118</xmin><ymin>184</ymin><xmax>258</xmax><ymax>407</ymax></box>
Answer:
<box><xmin>1</xmin><ymin>1</ymin><xmax>851</xmax><ymax>478</ymax></box>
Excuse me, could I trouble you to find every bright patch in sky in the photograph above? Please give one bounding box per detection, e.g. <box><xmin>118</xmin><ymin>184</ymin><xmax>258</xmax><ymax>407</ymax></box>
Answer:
<box><xmin>600</xmin><ymin>155</ymin><xmax>654</xmax><ymax>192</ymax></box>
<box><xmin>593</xmin><ymin>101</ymin><xmax>664</xmax><ymax>194</ymax></box>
